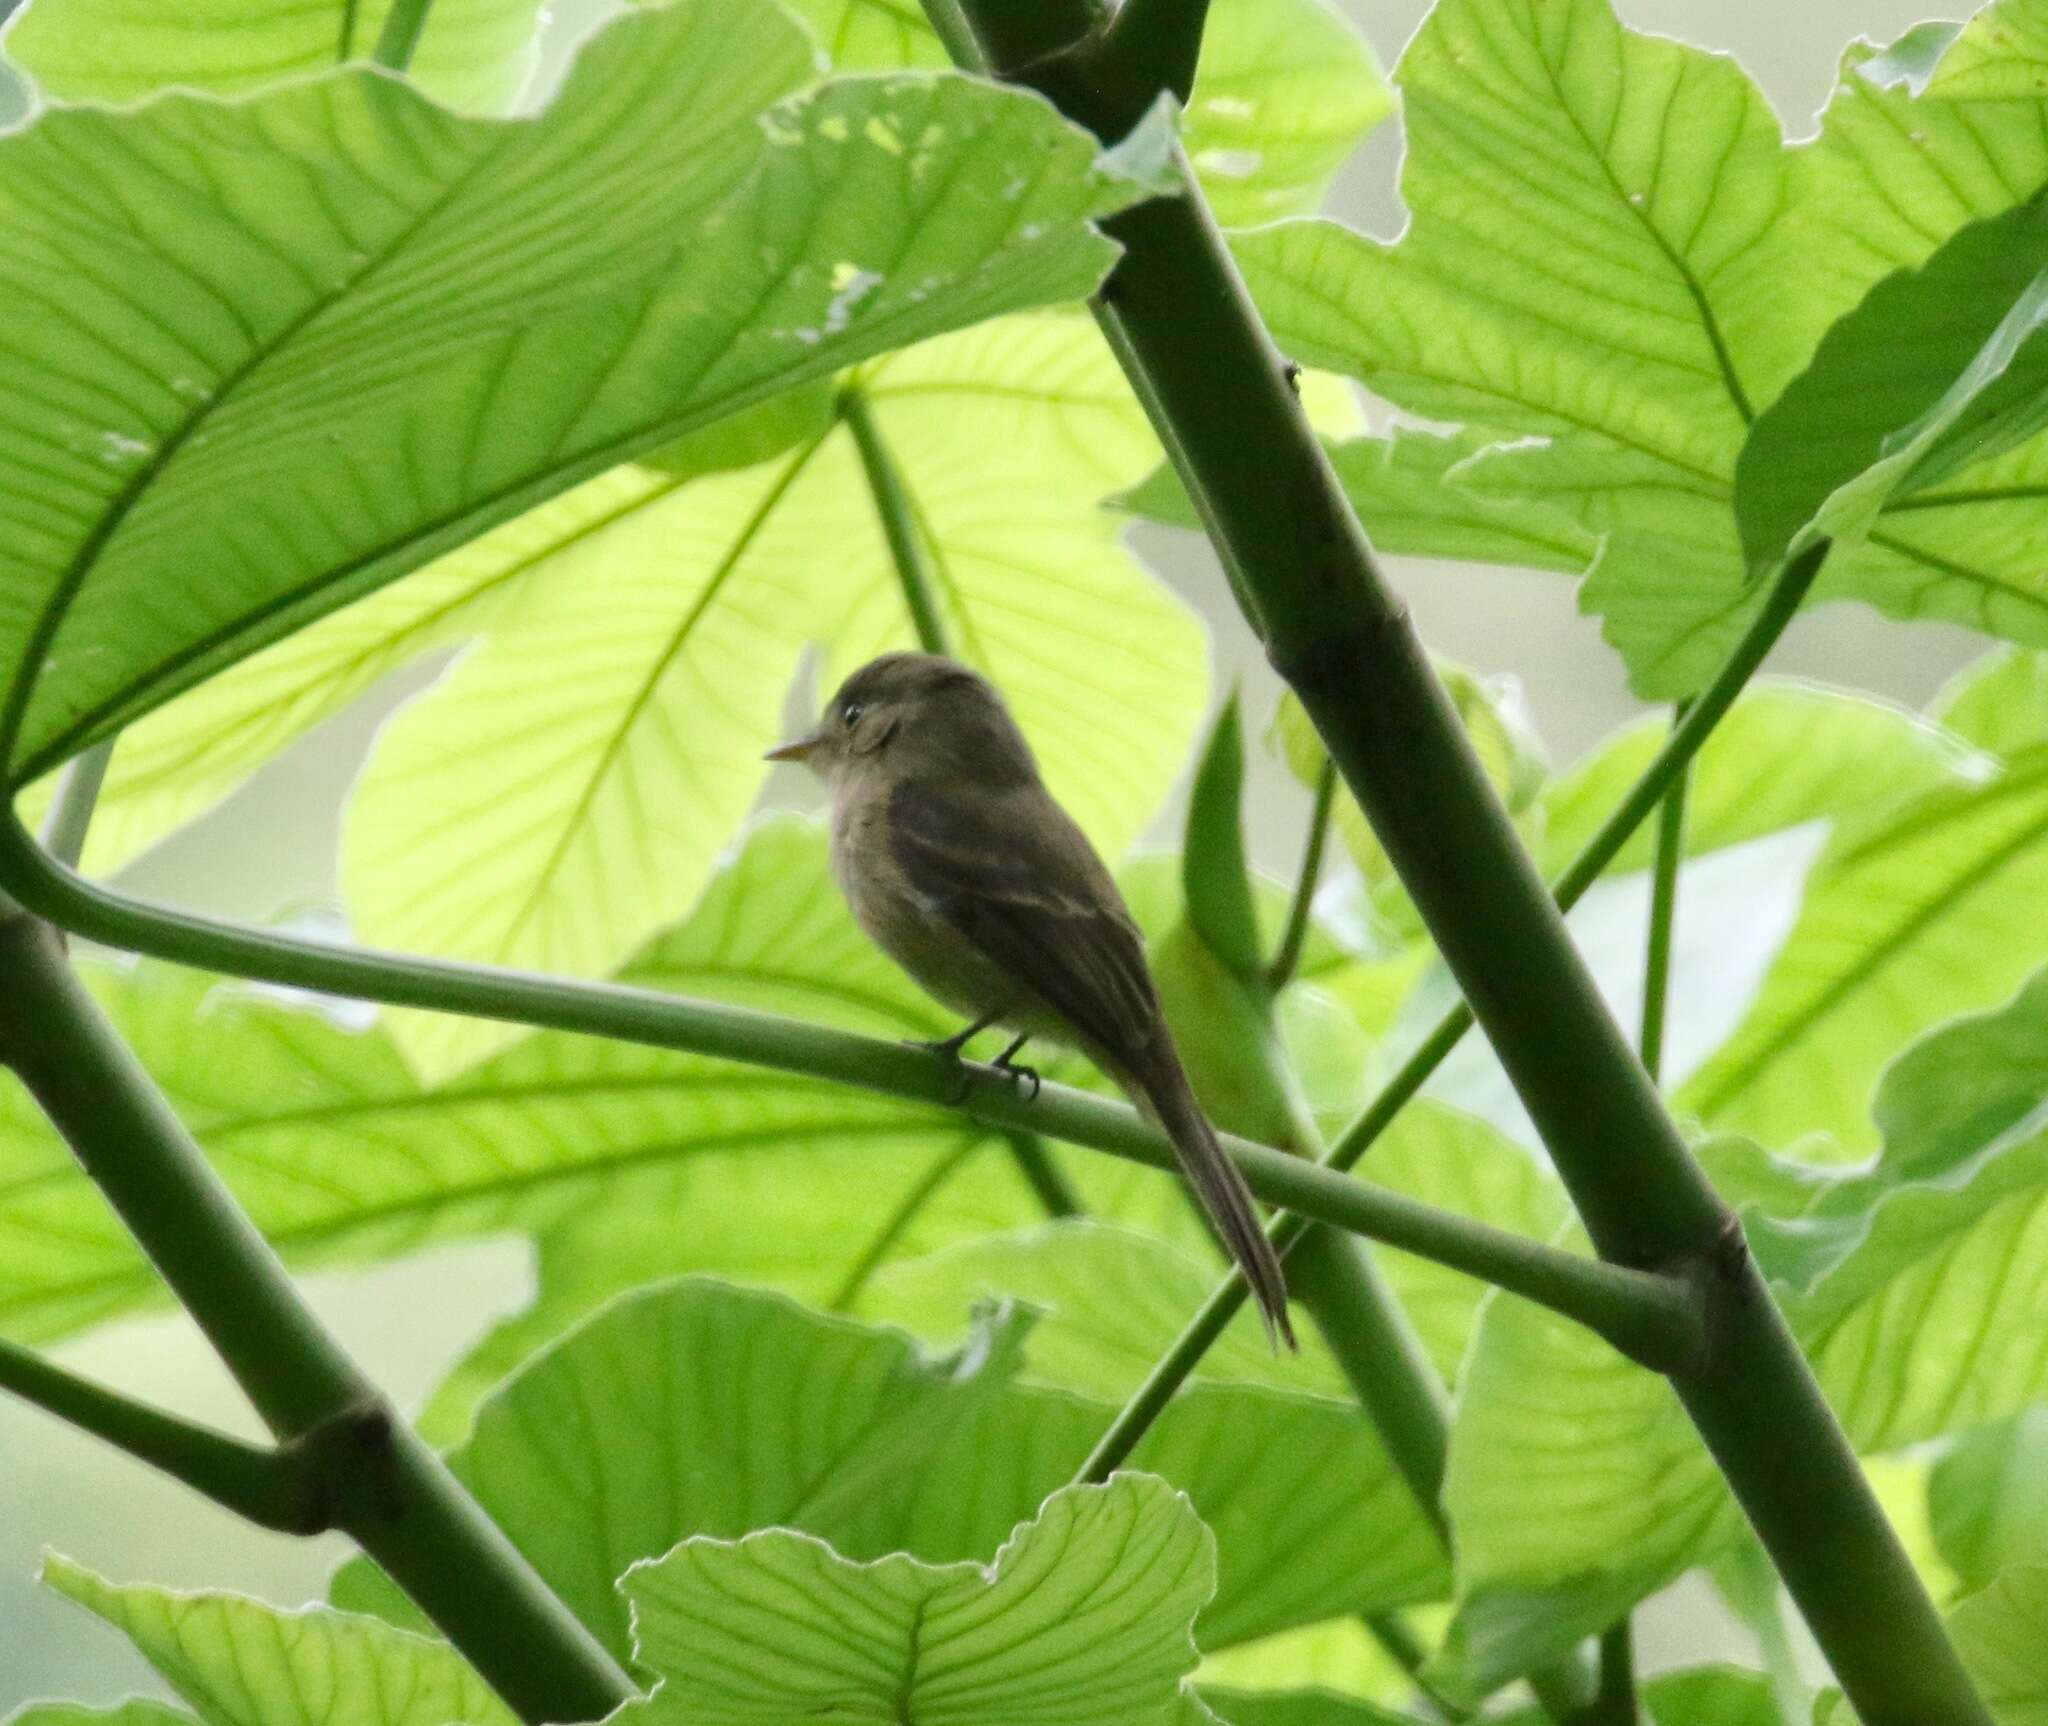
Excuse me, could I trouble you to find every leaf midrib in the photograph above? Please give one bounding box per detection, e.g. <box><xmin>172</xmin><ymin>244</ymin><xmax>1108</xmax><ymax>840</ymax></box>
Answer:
<box><xmin>3</xmin><ymin>81</ymin><xmax>519</xmax><ymax>778</ymax></box>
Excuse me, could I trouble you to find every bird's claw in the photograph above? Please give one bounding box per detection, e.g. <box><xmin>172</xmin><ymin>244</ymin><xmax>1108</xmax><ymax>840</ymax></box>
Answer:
<box><xmin>992</xmin><ymin>1054</ymin><xmax>1041</xmax><ymax>1102</ymax></box>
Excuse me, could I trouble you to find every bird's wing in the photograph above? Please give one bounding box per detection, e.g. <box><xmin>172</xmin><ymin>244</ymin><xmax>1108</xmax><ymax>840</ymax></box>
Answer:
<box><xmin>886</xmin><ymin>780</ymin><xmax>1158</xmax><ymax>1059</ymax></box>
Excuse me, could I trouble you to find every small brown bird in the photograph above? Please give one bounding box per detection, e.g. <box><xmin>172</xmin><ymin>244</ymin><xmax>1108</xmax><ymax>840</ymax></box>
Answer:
<box><xmin>769</xmin><ymin>651</ymin><xmax>1295</xmax><ymax>1347</ymax></box>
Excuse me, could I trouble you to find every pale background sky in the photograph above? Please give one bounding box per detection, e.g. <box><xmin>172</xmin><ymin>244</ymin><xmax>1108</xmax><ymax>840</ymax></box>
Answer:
<box><xmin>0</xmin><ymin>0</ymin><xmax>1993</xmax><ymax>1712</ymax></box>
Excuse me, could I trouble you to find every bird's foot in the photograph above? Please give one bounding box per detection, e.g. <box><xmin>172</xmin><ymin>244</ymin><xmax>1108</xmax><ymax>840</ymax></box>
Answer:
<box><xmin>907</xmin><ymin>1016</ymin><xmax>997</xmax><ymax>1105</ymax></box>
<box><xmin>990</xmin><ymin>1034</ymin><xmax>1040</xmax><ymax>1102</ymax></box>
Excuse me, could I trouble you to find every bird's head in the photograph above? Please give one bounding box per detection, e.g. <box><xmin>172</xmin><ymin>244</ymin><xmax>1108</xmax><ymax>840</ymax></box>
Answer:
<box><xmin>767</xmin><ymin>652</ymin><xmax>1037</xmax><ymax>788</ymax></box>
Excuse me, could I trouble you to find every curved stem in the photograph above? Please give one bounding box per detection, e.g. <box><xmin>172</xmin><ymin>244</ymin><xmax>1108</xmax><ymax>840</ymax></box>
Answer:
<box><xmin>0</xmin><ymin>916</ymin><xmax>635</xmax><ymax>1724</ymax></box>
<box><xmin>0</xmin><ymin>818</ymin><xmax>1698</xmax><ymax>1367</ymax></box>
<box><xmin>1638</xmin><ymin>705</ymin><xmax>1693</xmax><ymax>1086</ymax></box>
<box><xmin>40</xmin><ymin>738</ymin><xmax>113</xmax><ymax>872</ymax></box>
<box><xmin>1266</xmin><ymin>755</ymin><xmax>1336</xmax><ymax>992</ymax></box>
<box><xmin>0</xmin><ymin>1334</ymin><xmax>313</xmax><ymax>1533</ymax></box>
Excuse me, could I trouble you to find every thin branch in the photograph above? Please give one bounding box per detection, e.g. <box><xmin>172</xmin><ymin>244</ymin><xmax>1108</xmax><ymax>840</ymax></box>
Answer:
<box><xmin>0</xmin><ymin>819</ymin><xmax>1701</xmax><ymax>1373</ymax></box>
<box><xmin>40</xmin><ymin>738</ymin><xmax>113</xmax><ymax>873</ymax></box>
<box><xmin>1266</xmin><ymin>755</ymin><xmax>1336</xmax><ymax>992</ymax></box>
<box><xmin>1003</xmin><ymin>1128</ymin><xmax>1085</xmax><ymax>1217</ymax></box>
<box><xmin>841</xmin><ymin>385</ymin><xmax>952</xmax><ymax>658</ymax></box>
<box><xmin>1587</xmin><ymin>1621</ymin><xmax>1639</xmax><ymax>1726</ymax></box>
<box><xmin>0</xmin><ymin>1334</ymin><xmax>314</xmax><ymax>1533</ymax></box>
<box><xmin>1638</xmin><ymin>704</ymin><xmax>1693</xmax><ymax>1086</ymax></box>
<box><xmin>372</xmin><ymin>0</ymin><xmax>435</xmax><ymax>72</ymax></box>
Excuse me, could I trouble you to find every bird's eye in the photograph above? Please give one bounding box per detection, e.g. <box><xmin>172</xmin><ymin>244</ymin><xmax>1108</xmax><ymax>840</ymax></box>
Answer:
<box><xmin>841</xmin><ymin>701</ymin><xmax>865</xmax><ymax>728</ymax></box>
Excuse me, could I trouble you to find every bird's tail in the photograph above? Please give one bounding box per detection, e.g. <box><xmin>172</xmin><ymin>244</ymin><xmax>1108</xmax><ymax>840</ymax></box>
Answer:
<box><xmin>1138</xmin><ymin>1047</ymin><xmax>1296</xmax><ymax>1351</ymax></box>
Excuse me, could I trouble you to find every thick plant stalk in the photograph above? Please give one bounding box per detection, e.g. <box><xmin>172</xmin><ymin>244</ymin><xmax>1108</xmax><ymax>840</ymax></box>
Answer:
<box><xmin>919</xmin><ymin>5</ymin><xmax>1991</xmax><ymax>1721</ymax></box>
<box><xmin>0</xmin><ymin>914</ymin><xmax>637</xmax><ymax>1725</ymax></box>
<box><xmin>1059</xmin><ymin>539</ymin><xmax>1822</xmax><ymax>1483</ymax></box>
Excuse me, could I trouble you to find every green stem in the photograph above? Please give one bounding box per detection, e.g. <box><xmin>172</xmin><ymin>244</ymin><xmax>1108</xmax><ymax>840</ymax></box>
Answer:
<box><xmin>925</xmin><ymin>10</ymin><xmax>1986</xmax><ymax>1721</ymax></box>
<box><xmin>840</xmin><ymin>382</ymin><xmax>1081</xmax><ymax>1223</ymax></box>
<box><xmin>1588</xmin><ymin>1622</ymin><xmax>1639</xmax><ymax>1726</ymax></box>
<box><xmin>371</xmin><ymin>0</ymin><xmax>434</xmax><ymax>72</ymax></box>
<box><xmin>1284</xmin><ymin>1228</ymin><xmax>1449</xmax><ymax>1533</ymax></box>
<box><xmin>0</xmin><ymin>815</ymin><xmax>1700</xmax><ymax>1367</ymax></box>
<box><xmin>1363</xmin><ymin>1614</ymin><xmax>1471</xmax><ymax>1724</ymax></box>
<box><xmin>842</xmin><ymin>385</ymin><xmax>953</xmax><ymax>659</ymax></box>
<box><xmin>0</xmin><ymin>1334</ymin><xmax>313</xmax><ymax>1533</ymax></box>
<box><xmin>1266</xmin><ymin>756</ymin><xmax>1335</xmax><ymax>992</ymax></box>
<box><xmin>40</xmin><ymin>738</ymin><xmax>113</xmax><ymax>872</ymax></box>
<box><xmin>1638</xmin><ymin>708</ymin><xmax>1693</xmax><ymax>1086</ymax></box>
<box><xmin>1051</xmin><ymin>546</ymin><xmax>1818</xmax><ymax>1484</ymax></box>
<box><xmin>1003</xmin><ymin>1127</ymin><xmax>1084</xmax><ymax>1217</ymax></box>
<box><xmin>0</xmin><ymin>916</ymin><xmax>634</xmax><ymax>1725</ymax></box>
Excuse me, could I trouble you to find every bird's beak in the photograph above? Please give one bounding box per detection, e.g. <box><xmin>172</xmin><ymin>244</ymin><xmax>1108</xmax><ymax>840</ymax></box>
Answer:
<box><xmin>765</xmin><ymin>729</ymin><xmax>823</xmax><ymax>764</ymax></box>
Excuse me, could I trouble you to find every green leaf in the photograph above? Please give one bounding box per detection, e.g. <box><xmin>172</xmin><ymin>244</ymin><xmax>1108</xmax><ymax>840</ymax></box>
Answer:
<box><xmin>1172</xmin><ymin>0</ymin><xmax>1390</xmax><ymax>226</ymax></box>
<box><xmin>1198</xmin><ymin>1690</ymin><xmax>1411</xmax><ymax>1726</ymax></box>
<box><xmin>0</xmin><ymin>0</ymin><xmax>1155</xmax><ymax>790</ymax></box>
<box><xmin>9</xmin><ymin>385</ymin><xmax>837</xmax><ymax>880</ymax></box>
<box><xmin>1875</xmin><ymin>964</ymin><xmax>2048</xmax><ymax>1179</ymax></box>
<box><xmin>1951</xmin><ymin>1563</ymin><xmax>2048</xmax><ymax>1724</ymax></box>
<box><xmin>1535</xmin><ymin>681</ymin><xmax>1990</xmax><ymax>879</ymax></box>
<box><xmin>1121</xmin><ymin>427</ymin><xmax>1599</xmax><ymax>579</ymax></box>
<box><xmin>1181</xmin><ymin>694</ymin><xmax>1264</xmax><ymax>981</ymax></box>
<box><xmin>338</xmin><ymin>1280</ymin><xmax>1446</xmax><ymax>1656</ymax></box>
<box><xmin>1237</xmin><ymin>0</ymin><xmax>2048</xmax><ymax>694</ymax></box>
<box><xmin>1193</xmin><ymin>1616</ymin><xmax>1415</xmax><ymax>1708</ymax></box>
<box><xmin>1932</xmin><ymin>1411</ymin><xmax>2048</xmax><ymax>1595</ymax></box>
<box><xmin>1232</xmin><ymin>0</ymin><xmax>1799</xmax><ymax>696</ymax></box>
<box><xmin>1678</xmin><ymin>754</ymin><xmax>2048</xmax><ymax>1158</ymax></box>
<box><xmin>1925</xmin><ymin>1</ymin><xmax>2048</xmax><ymax>100</ymax></box>
<box><xmin>1934</xmin><ymin>649</ymin><xmax>2048</xmax><ymax>761</ymax></box>
<box><xmin>341</xmin><ymin>314</ymin><xmax>1205</xmax><ymax>1078</ymax></box>
<box><xmin>40</xmin><ymin>1556</ymin><xmax>513</xmax><ymax>1726</ymax></box>
<box><xmin>868</xmin><ymin>1224</ymin><xmax>1345</xmax><ymax>1402</ymax></box>
<box><xmin>620</xmin><ymin>1473</ymin><xmax>1212</xmax><ymax>1726</ymax></box>
<box><xmin>1432</xmin><ymin>1274</ymin><xmax>1741</xmax><ymax>1701</ymax></box>
<box><xmin>787</xmin><ymin>0</ymin><xmax>1389</xmax><ymax>223</ymax></box>
<box><xmin>4</xmin><ymin>0</ymin><xmax>541</xmax><ymax>110</ymax></box>
<box><xmin>1737</xmin><ymin>195</ymin><xmax>2048</xmax><ymax>572</ymax></box>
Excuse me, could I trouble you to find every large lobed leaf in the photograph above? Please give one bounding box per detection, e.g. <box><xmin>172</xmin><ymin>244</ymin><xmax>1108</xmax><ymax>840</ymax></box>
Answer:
<box><xmin>619</xmin><ymin>1473</ymin><xmax>1214</xmax><ymax>1726</ymax></box>
<box><xmin>786</xmin><ymin>0</ymin><xmax>1390</xmax><ymax>225</ymax></box>
<box><xmin>1433</xmin><ymin>953</ymin><xmax>2048</xmax><ymax>1694</ymax></box>
<box><xmin>1234</xmin><ymin>0</ymin><xmax>2048</xmax><ymax>694</ymax></box>
<box><xmin>0</xmin><ymin>0</ymin><xmax>1156</xmax><ymax>791</ymax></box>
<box><xmin>37</xmin><ymin>1558</ymin><xmax>512</xmax><ymax>1726</ymax></box>
<box><xmin>334</xmin><ymin>1280</ymin><xmax>1446</xmax><ymax>1656</ymax></box>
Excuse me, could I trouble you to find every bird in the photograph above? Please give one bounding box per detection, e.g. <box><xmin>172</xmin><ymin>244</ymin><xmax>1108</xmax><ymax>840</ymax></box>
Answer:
<box><xmin>768</xmin><ymin>651</ymin><xmax>1295</xmax><ymax>1348</ymax></box>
